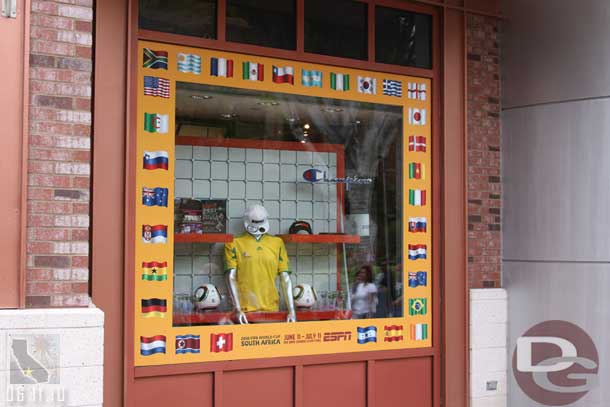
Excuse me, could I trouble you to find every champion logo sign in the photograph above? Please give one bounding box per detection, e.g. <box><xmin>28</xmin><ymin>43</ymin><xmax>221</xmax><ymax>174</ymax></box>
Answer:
<box><xmin>302</xmin><ymin>169</ymin><xmax>372</xmax><ymax>190</ymax></box>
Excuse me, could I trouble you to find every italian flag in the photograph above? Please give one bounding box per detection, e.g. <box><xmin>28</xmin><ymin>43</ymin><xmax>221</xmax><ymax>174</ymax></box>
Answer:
<box><xmin>409</xmin><ymin>189</ymin><xmax>426</xmax><ymax>206</ymax></box>
<box><xmin>242</xmin><ymin>62</ymin><xmax>264</xmax><ymax>81</ymax></box>
<box><xmin>330</xmin><ymin>73</ymin><xmax>350</xmax><ymax>91</ymax></box>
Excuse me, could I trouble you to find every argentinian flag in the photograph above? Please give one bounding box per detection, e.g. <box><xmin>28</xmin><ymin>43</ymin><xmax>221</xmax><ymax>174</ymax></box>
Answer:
<box><xmin>302</xmin><ymin>69</ymin><xmax>323</xmax><ymax>88</ymax></box>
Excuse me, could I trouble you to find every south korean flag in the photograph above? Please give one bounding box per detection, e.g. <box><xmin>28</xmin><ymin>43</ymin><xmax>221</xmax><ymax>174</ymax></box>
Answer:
<box><xmin>408</xmin><ymin>108</ymin><xmax>427</xmax><ymax>126</ymax></box>
<box><xmin>357</xmin><ymin>76</ymin><xmax>377</xmax><ymax>95</ymax></box>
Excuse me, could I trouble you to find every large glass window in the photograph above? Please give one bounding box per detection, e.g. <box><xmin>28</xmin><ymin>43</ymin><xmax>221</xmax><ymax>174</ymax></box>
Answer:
<box><xmin>226</xmin><ymin>0</ymin><xmax>296</xmax><ymax>50</ymax></box>
<box><xmin>304</xmin><ymin>0</ymin><xmax>368</xmax><ymax>60</ymax></box>
<box><xmin>138</xmin><ymin>0</ymin><xmax>217</xmax><ymax>39</ymax></box>
<box><xmin>172</xmin><ymin>83</ymin><xmax>404</xmax><ymax>326</ymax></box>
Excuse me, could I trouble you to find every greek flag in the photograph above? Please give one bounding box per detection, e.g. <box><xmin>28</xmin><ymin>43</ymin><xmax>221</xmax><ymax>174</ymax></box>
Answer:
<box><xmin>382</xmin><ymin>79</ymin><xmax>402</xmax><ymax>97</ymax></box>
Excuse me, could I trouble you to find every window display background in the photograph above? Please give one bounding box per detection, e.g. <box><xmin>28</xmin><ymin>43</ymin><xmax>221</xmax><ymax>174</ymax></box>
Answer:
<box><xmin>134</xmin><ymin>40</ymin><xmax>432</xmax><ymax>366</ymax></box>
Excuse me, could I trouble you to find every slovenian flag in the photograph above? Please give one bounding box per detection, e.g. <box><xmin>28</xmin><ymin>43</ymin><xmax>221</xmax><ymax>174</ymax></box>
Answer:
<box><xmin>243</xmin><ymin>62</ymin><xmax>264</xmax><ymax>81</ymax></box>
<box><xmin>176</xmin><ymin>335</ymin><xmax>201</xmax><ymax>354</ymax></box>
<box><xmin>408</xmin><ymin>298</ymin><xmax>427</xmax><ymax>316</ymax></box>
<box><xmin>330</xmin><ymin>73</ymin><xmax>350</xmax><ymax>91</ymax></box>
<box><xmin>141</xmin><ymin>298</ymin><xmax>167</xmax><ymax>318</ymax></box>
<box><xmin>408</xmin><ymin>271</ymin><xmax>428</xmax><ymax>288</ymax></box>
<box><xmin>143</xmin><ymin>48</ymin><xmax>168</xmax><ymax>70</ymax></box>
<box><xmin>356</xmin><ymin>326</ymin><xmax>377</xmax><ymax>344</ymax></box>
<box><xmin>210</xmin><ymin>57</ymin><xmax>234</xmax><ymax>77</ymax></box>
<box><xmin>144</xmin><ymin>113</ymin><xmax>168</xmax><ymax>134</ymax></box>
<box><xmin>142</xmin><ymin>224</ymin><xmax>168</xmax><ymax>244</ymax></box>
<box><xmin>140</xmin><ymin>335</ymin><xmax>166</xmax><ymax>356</ymax></box>
<box><xmin>143</xmin><ymin>151</ymin><xmax>168</xmax><ymax>170</ymax></box>
<box><xmin>272</xmin><ymin>66</ymin><xmax>294</xmax><ymax>84</ymax></box>
<box><xmin>177</xmin><ymin>53</ymin><xmax>201</xmax><ymax>74</ymax></box>
<box><xmin>410</xmin><ymin>324</ymin><xmax>428</xmax><ymax>340</ymax></box>
<box><xmin>409</xmin><ymin>108</ymin><xmax>426</xmax><ymax>125</ymax></box>
<box><xmin>409</xmin><ymin>163</ymin><xmax>424</xmax><ymax>179</ymax></box>
<box><xmin>143</xmin><ymin>76</ymin><xmax>170</xmax><ymax>98</ymax></box>
<box><xmin>302</xmin><ymin>69</ymin><xmax>322</xmax><ymax>87</ymax></box>
<box><xmin>408</xmin><ymin>82</ymin><xmax>427</xmax><ymax>100</ymax></box>
<box><xmin>409</xmin><ymin>189</ymin><xmax>426</xmax><ymax>206</ymax></box>
<box><xmin>358</xmin><ymin>76</ymin><xmax>376</xmax><ymax>94</ymax></box>
<box><xmin>142</xmin><ymin>261</ymin><xmax>168</xmax><ymax>281</ymax></box>
<box><xmin>408</xmin><ymin>136</ymin><xmax>426</xmax><ymax>152</ymax></box>
<box><xmin>408</xmin><ymin>244</ymin><xmax>427</xmax><ymax>260</ymax></box>
<box><xmin>408</xmin><ymin>217</ymin><xmax>427</xmax><ymax>233</ymax></box>
<box><xmin>382</xmin><ymin>79</ymin><xmax>402</xmax><ymax>97</ymax></box>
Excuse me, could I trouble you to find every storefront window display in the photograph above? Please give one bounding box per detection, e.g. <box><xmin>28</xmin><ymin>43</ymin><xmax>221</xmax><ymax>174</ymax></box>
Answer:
<box><xmin>135</xmin><ymin>41</ymin><xmax>432</xmax><ymax>365</ymax></box>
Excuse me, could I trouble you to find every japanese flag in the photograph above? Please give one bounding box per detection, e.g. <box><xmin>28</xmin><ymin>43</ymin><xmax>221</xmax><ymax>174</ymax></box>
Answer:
<box><xmin>409</xmin><ymin>108</ymin><xmax>427</xmax><ymax>126</ymax></box>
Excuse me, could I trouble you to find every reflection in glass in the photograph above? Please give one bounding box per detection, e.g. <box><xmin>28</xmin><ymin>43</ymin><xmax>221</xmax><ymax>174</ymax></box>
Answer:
<box><xmin>138</xmin><ymin>0</ymin><xmax>217</xmax><ymax>39</ymax></box>
<box><xmin>226</xmin><ymin>0</ymin><xmax>296</xmax><ymax>50</ymax></box>
<box><xmin>173</xmin><ymin>83</ymin><xmax>403</xmax><ymax>326</ymax></box>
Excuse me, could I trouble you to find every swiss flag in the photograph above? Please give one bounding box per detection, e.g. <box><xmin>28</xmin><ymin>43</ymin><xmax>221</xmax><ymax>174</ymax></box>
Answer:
<box><xmin>210</xmin><ymin>333</ymin><xmax>233</xmax><ymax>353</ymax></box>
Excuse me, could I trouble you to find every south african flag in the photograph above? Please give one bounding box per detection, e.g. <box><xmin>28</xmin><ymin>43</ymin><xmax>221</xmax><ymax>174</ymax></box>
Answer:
<box><xmin>143</xmin><ymin>48</ymin><xmax>168</xmax><ymax>70</ymax></box>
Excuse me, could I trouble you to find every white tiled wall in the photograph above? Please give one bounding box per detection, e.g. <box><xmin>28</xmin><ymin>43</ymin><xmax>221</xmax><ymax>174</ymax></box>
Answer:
<box><xmin>174</xmin><ymin>145</ymin><xmax>340</xmax><ymax>296</ymax></box>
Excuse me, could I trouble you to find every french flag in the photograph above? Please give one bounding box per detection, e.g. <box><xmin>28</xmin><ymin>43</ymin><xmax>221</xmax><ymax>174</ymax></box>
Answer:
<box><xmin>408</xmin><ymin>217</ymin><xmax>427</xmax><ymax>233</ymax></box>
<box><xmin>142</xmin><ymin>224</ymin><xmax>168</xmax><ymax>244</ymax></box>
<box><xmin>143</xmin><ymin>151</ymin><xmax>169</xmax><ymax>170</ymax></box>
<box><xmin>210</xmin><ymin>57</ymin><xmax>234</xmax><ymax>77</ymax></box>
<box><xmin>408</xmin><ymin>244</ymin><xmax>427</xmax><ymax>260</ymax></box>
<box><xmin>140</xmin><ymin>335</ymin><xmax>166</xmax><ymax>356</ymax></box>
<box><xmin>272</xmin><ymin>66</ymin><xmax>294</xmax><ymax>84</ymax></box>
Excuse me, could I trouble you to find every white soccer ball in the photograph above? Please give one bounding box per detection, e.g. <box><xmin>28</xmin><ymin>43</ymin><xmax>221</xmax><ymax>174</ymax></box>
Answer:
<box><xmin>293</xmin><ymin>283</ymin><xmax>317</xmax><ymax>308</ymax></box>
<box><xmin>193</xmin><ymin>284</ymin><xmax>221</xmax><ymax>310</ymax></box>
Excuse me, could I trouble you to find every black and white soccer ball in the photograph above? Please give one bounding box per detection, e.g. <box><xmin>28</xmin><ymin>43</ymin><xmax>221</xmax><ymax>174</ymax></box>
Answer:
<box><xmin>193</xmin><ymin>284</ymin><xmax>221</xmax><ymax>310</ymax></box>
<box><xmin>293</xmin><ymin>283</ymin><xmax>317</xmax><ymax>308</ymax></box>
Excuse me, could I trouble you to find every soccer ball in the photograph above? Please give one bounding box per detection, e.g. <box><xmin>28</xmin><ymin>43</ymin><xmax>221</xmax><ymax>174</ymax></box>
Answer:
<box><xmin>193</xmin><ymin>284</ymin><xmax>221</xmax><ymax>310</ymax></box>
<box><xmin>293</xmin><ymin>284</ymin><xmax>317</xmax><ymax>308</ymax></box>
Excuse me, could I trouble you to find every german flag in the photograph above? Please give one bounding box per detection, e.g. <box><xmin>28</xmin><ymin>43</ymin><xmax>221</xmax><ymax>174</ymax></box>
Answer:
<box><xmin>141</xmin><ymin>298</ymin><xmax>167</xmax><ymax>318</ymax></box>
<box><xmin>142</xmin><ymin>261</ymin><xmax>168</xmax><ymax>281</ymax></box>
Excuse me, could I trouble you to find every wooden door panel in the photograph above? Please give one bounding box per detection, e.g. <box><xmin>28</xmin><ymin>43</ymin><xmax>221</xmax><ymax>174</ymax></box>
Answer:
<box><xmin>303</xmin><ymin>362</ymin><xmax>367</xmax><ymax>407</ymax></box>
<box><xmin>134</xmin><ymin>373</ymin><xmax>214</xmax><ymax>407</ymax></box>
<box><xmin>374</xmin><ymin>357</ymin><xmax>433</xmax><ymax>407</ymax></box>
<box><xmin>224</xmin><ymin>367</ymin><xmax>293</xmax><ymax>407</ymax></box>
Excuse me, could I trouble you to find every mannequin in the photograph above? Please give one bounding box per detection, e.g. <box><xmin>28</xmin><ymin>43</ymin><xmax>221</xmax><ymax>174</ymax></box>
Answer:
<box><xmin>225</xmin><ymin>205</ymin><xmax>296</xmax><ymax>324</ymax></box>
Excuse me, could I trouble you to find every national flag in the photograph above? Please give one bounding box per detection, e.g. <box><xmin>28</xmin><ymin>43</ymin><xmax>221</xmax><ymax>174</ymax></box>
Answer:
<box><xmin>408</xmin><ymin>82</ymin><xmax>427</xmax><ymax>100</ymax></box>
<box><xmin>408</xmin><ymin>271</ymin><xmax>427</xmax><ymax>288</ymax></box>
<box><xmin>242</xmin><ymin>62</ymin><xmax>264</xmax><ymax>81</ymax></box>
<box><xmin>302</xmin><ymin>69</ymin><xmax>322</xmax><ymax>87</ymax></box>
<box><xmin>384</xmin><ymin>325</ymin><xmax>404</xmax><ymax>342</ymax></box>
<box><xmin>176</xmin><ymin>335</ymin><xmax>201</xmax><ymax>354</ymax></box>
<box><xmin>142</xmin><ymin>224</ymin><xmax>168</xmax><ymax>244</ymax></box>
<box><xmin>330</xmin><ymin>73</ymin><xmax>350</xmax><ymax>91</ymax></box>
<box><xmin>210</xmin><ymin>333</ymin><xmax>233</xmax><ymax>352</ymax></box>
<box><xmin>142</xmin><ymin>187</ymin><xmax>168</xmax><ymax>207</ymax></box>
<box><xmin>141</xmin><ymin>298</ymin><xmax>167</xmax><ymax>318</ymax></box>
<box><xmin>140</xmin><ymin>335</ymin><xmax>166</xmax><ymax>355</ymax></box>
<box><xmin>143</xmin><ymin>48</ymin><xmax>168</xmax><ymax>70</ymax></box>
<box><xmin>408</xmin><ymin>298</ymin><xmax>427</xmax><ymax>316</ymax></box>
<box><xmin>177</xmin><ymin>53</ymin><xmax>201</xmax><ymax>74</ymax></box>
<box><xmin>358</xmin><ymin>76</ymin><xmax>376</xmax><ymax>94</ymax></box>
<box><xmin>144</xmin><ymin>113</ymin><xmax>169</xmax><ymax>134</ymax></box>
<box><xmin>408</xmin><ymin>136</ymin><xmax>427</xmax><ymax>152</ymax></box>
<box><xmin>382</xmin><ymin>79</ymin><xmax>402</xmax><ymax>97</ymax></box>
<box><xmin>142</xmin><ymin>261</ymin><xmax>168</xmax><ymax>281</ymax></box>
<box><xmin>210</xmin><ymin>57</ymin><xmax>234</xmax><ymax>77</ymax></box>
<box><xmin>356</xmin><ymin>326</ymin><xmax>377</xmax><ymax>344</ymax></box>
<box><xmin>410</xmin><ymin>324</ymin><xmax>429</xmax><ymax>341</ymax></box>
<box><xmin>408</xmin><ymin>162</ymin><xmax>425</xmax><ymax>179</ymax></box>
<box><xmin>272</xmin><ymin>66</ymin><xmax>294</xmax><ymax>84</ymax></box>
<box><xmin>143</xmin><ymin>151</ymin><xmax>169</xmax><ymax>170</ymax></box>
<box><xmin>408</xmin><ymin>189</ymin><xmax>426</xmax><ymax>206</ymax></box>
<box><xmin>408</xmin><ymin>217</ymin><xmax>427</xmax><ymax>233</ymax></box>
<box><xmin>408</xmin><ymin>244</ymin><xmax>427</xmax><ymax>260</ymax></box>
<box><xmin>409</xmin><ymin>108</ymin><xmax>427</xmax><ymax>125</ymax></box>
<box><xmin>143</xmin><ymin>76</ymin><xmax>170</xmax><ymax>98</ymax></box>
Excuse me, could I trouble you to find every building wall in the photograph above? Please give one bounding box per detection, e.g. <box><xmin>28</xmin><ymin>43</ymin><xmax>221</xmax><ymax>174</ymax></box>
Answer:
<box><xmin>26</xmin><ymin>0</ymin><xmax>93</xmax><ymax>307</ymax></box>
<box><xmin>502</xmin><ymin>0</ymin><xmax>610</xmax><ymax>405</ymax></box>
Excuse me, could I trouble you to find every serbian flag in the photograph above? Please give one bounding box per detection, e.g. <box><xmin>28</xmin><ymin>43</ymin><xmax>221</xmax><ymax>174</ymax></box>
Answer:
<box><xmin>140</xmin><ymin>335</ymin><xmax>166</xmax><ymax>355</ymax></box>
<box><xmin>176</xmin><ymin>335</ymin><xmax>201</xmax><ymax>354</ymax></box>
<box><xmin>272</xmin><ymin>66</ymin><xmax>294</xmax><ymax>84</ymax></box>
<box><xmin>141</xmin><ymin>298</ymin><xmax>167</xmax><ymax>318</ymax></box>
<box><xmin>242</xmin><ymin>62</ymin><xmax>264</xmax><ymax>81</ymax></box>
<box><xmin>410</xmin><ymin>324</ymin><xmax>428</xmax><ymax>341</ymax></box>
<box><xmin>210</xmin><ymin>57</ymin><xmax>234</xmax><ymax>77</ymax></box>
<box><xmin>409</xmin><ymin>189</ymin><xmax>426</xmax><ymax>206</ymax></box>
<box><xmin>408</xmin><ymin>136</ymin><xmax>426</xmax><ymax>152</ymax></box>
<box><xmin>141</xmin><ymin>261</ymin><xmax>168</xmax><ymax>281</ymax></box>
<box><xmin>142</xmin><ymin>224</ymin><xmax>168</xmax><ymax>244</ymax></box>
<box><xmin>408</xmin><ymin>244</ymin><xmax>427</xmax><ymax>260</ymax></box>
<box><xmin>408</xmin><ymin>217</ymin><xmax>427</xmax><ymax>233</ymax></box>
<box><xmin>210</xmin><ymin>333</ymin><xmax>233</xmax><ymax>352</ymax></box>
<box><xmin>143</xmin><ymin>151</ymin><xmax>168</xmax><ymax>170</ymax></box>
<box><xmin>409</xmin><ymin>163</ymin><xmax>425</xmax><ymax>179</ymax></box>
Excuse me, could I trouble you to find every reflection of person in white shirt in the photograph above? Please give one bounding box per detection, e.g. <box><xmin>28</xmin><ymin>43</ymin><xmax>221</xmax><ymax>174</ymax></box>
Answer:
<box><xmin>351</xmin><ymin>265</ymin><xmax>378</xmax><ymax>319</ymax></box>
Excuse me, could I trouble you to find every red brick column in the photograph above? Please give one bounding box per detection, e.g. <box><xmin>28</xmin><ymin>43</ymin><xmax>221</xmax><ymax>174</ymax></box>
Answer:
<box><xmin>466</xmin><ymin>15</ymin><xmax>502</xmax><ymax>288</ymax></box>
<box><xmin>26</xmin><ymin>0</ymin><xmax>93</xmax><ymax>307</ymax></box>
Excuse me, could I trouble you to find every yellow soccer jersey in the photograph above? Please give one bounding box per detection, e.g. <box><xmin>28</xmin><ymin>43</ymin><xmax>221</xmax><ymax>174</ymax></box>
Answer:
<box><xmin>224</xmin><ymin>233</ymin><xmax>291</xmax><ymax>312</ymax></box>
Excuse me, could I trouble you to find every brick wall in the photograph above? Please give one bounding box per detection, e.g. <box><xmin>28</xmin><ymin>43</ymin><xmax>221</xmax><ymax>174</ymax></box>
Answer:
<box><xmin>26</xmin><ymin>0</ymin><xmax>93</xmax><ymax>307</ymax></box>
<box><xmin>466</xmin><ymin>15</ymin><xmax>502</xmax><ymax>288</ymax></box>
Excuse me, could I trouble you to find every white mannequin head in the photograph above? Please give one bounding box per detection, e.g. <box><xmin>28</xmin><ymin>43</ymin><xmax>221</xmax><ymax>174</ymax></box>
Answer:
<box><xmin>243</xmin><ymin>204</ymin><xmax>269</xmax><ymax>237</ymax></box>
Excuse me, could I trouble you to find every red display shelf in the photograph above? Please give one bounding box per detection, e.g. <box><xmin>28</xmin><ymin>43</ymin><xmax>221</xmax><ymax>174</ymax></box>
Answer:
<box><xmin>278</xmin><ymin>234</ymin><xmax>361</xmax><ymax>244</ymax></box>
<box><xmin>174</xmin><ymin>233</ymin><xmax>234</xmax><ymax>243</ymax></box>
<box><xmin>173</xmin><ymin>309</ymin><xmax>353</xmax><ymax>325</ymax></box>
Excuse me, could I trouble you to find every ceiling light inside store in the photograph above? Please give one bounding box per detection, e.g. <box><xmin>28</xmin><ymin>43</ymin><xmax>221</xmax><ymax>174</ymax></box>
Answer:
<box><xmin>257</xmin><ymin>101</ymin><xmax>280</xmax><ymax>106</ymax></box>
<box><xmin>303</xmin><ymin>123</ymin><xmax>310</xmax><ymax>130</ymax></box>
<box><xmin>191</xmin><ymin>95</ymin><xmax>213</xmax><ymax>100</ymax></box>
<box><xmin>220</xmin><ymin>113</ymin><xmax>238</xmax><ymax>119</ymax></box>
<box><xmin>322</xmin><ymin>107</ymin><xmax>343</xmax><ymax>113</ymax></box>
